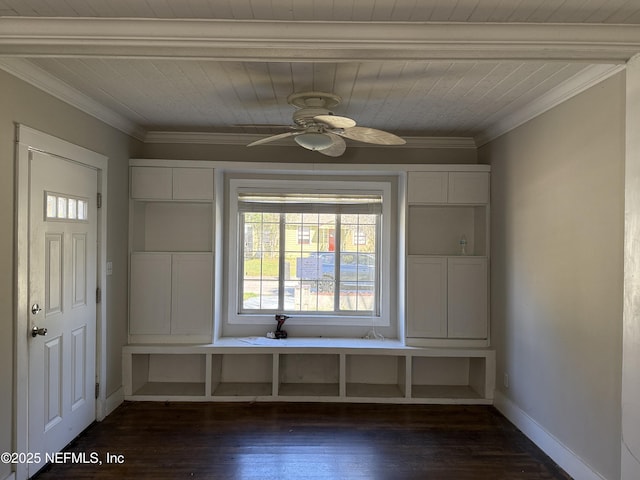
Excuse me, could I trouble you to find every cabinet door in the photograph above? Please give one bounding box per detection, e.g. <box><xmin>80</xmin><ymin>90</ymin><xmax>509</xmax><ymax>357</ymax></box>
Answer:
<box><xmin>130</xmin><ymin>167</ymin><xmax>172</xmax><ymax>199</ymax></box>
<box><xmin>173</xmin><ymin>168</ymin><xmax>214</xmax><ymax>200</ymax></box>
<box><xmin>407</xmin><ymin>172</ymin><xmax>448</xmax><ymax>203</ymax></box>
<box><xmin>406</xmin><ymin>257</ymin><xmax>447</xmax><ymax>338</ymax></box>
<box><xmin>171</xmin><ymin>254</ymin><xmax>213</xmax><ymax>335</ymax></box>
<box><xmin>448</xmin><ymin>172</ymin><xmax>489</xmax><ymax>204</ymax></box>
<box><xmin>447</xmin><ymin>257</ymin><xmax>487</xmax><ymax>338</ymax></box>
<box><xmin>130</xmin><ymin>253</ymin><xmax>172</xmax><ymax>335</ymax></box>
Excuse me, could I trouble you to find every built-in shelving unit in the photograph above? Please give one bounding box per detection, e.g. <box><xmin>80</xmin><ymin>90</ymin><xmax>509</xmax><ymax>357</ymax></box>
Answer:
<box><xmin>128</xmin><ymin>165</ymin><xmax>214</xmax><ymax>344</ymax></box>
<box><xmin>123</xmin><ymin>339</ymin><xmax>495</xmax><ymax>404</ymax></box>
<box><xmin>405</xmin><ymin>170</ymin><xmax>490</xmax><ymax>347</ymax></box>
<box><xmin>124</xmin><ymin>161</ymin><xmax>494</xmax><ymax>406</ymax></box>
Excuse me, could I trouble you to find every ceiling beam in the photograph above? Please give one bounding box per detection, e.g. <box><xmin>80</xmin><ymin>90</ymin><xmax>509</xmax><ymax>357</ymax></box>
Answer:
<box><xmin>0</xmin><ymin>18</ymin><xmax>638</xmax><ymax>62</ymax></box>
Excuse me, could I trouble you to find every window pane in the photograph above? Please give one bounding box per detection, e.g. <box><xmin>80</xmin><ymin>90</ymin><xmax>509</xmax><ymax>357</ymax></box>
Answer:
<box><xmin>68</xmin><ymin>198</ymin><xmax>77</xmax><ymax>219</ymax></box>
<box><xmin>46</xmin><ymin>194</ymin><xmax>57</xmax><ymax>218</ymax></box>
<box><xmin>339</xmin><ymin>286</ymin><xmax>359</xmax><ymax>311</ymax></box>
<box><xmin>318</xmin><ymin>217</ymin><xmax>336</xmax><ymax>252</ymax></box>
<box><xmin>244</xmin><ymin>224</ymin><xmax>259</xmax><ymax>252</ymax></box>
<box><xmin>358</xmin><ymin>224</ymin><xmax>376</xmax><ymax>253</ymax></box>
<box><xmin>260</xmin><ymin>281</ymin><xmax>279</xmax><ymax>309</ymax></box>
<box><xmin>302</xmin><ymin>212</ymin><xmax>318</xmax><ymax>223</ymax></box>
<box><xmin>242</xmin><ymin>280</ymin><xmax>260</xmax><ymax>309</ymax></box>
<box><xmin>261</xmin><ymin>224</ymin><xmax>279</xmax><ymax>253</ymax></box>
<box><xmin>284</xmin><ymin>280</ymin><xmax>300</xmax><ymax>311</ymax></box>
<box><xmin>317</xmin><ymin>279</ymin><xmax>335</xmax><ymax>311</ymax></box>
<box><xmin>298</xmin><ymin>281</ymin><xmax>316</xmax><ymax>311</ymax></box>
<box><xmin>57</xmin><ymin>197</ymin><xmax>67</xmax><ymax>218</ymax></box>
<box><xmin>285</xmin><ymin>212</ymin><xmax>302</xmax><ymax>222</ymax></box>
<box><xmin>262</xmin><ymin>212</ymin><xmax>279</xmax><ymax>223</ymax></box>
<box><xmin>358</xmin><ymin>283</ymin><xmax>375</xmax><ymax>311</ymax></box>
<box><xmin>78</xmin><ymin>200</ymin><xmax>88</xmax><ymax>220</ymax></box>
<box><xmin>358</xmin><ymin>214</ymin><xmax>377</xmax><ymax>225</ymax></box>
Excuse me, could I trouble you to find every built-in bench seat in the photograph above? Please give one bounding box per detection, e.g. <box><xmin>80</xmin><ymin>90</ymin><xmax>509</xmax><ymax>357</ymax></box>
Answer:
<box><xmin>123</xmin><ymin>338</ymin><xmax>495</xmax><ymax>404</ymax></box>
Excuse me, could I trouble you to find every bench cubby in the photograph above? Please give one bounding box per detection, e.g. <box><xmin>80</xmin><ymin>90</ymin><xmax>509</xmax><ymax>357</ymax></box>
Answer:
<box><xmin>127</xmin><ymin>352</ymin><xmax>207</xmax><ymax>399</ymax></box>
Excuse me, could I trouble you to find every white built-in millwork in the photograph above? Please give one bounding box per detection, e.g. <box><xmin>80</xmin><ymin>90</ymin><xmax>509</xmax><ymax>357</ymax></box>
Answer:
<box><xmin>405</xmin><ymin>170</ymin><xmax>490</xmax><ymax>347</ymax></box>
<box><xmin>129</xmin><ymin>165</ymin><xmax>214</xmax><ymax>344</ymax></box>
<box><xmin>125</xmin><ymin>160</ymin><xmax>492</xmax><ymax>403</ymax></box>
<box><xmin>123</xmin><ymin>339</ymin><xmax>495</xmax><ymax>405</ymax></box>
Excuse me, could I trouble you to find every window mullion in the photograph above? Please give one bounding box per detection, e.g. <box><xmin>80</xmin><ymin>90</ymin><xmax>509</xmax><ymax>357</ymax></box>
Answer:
<box><xmin>375</xmin><ymin>214</ymin><xmax>381</xmax><ymax>316</ymax></box>
<box><xmin>238</xmin><ymin>213</ymin><xmax>246</xmax><ymax>313</ymax></box>
<box><xmin>334</xmin><ymin>214</ymin><xmax>341</xmax><ymax>312</ymax></box>
<box><xmin>277</xmin><ymin>214</ymin><xmax>286</xmax><ymax>311</ymax></box>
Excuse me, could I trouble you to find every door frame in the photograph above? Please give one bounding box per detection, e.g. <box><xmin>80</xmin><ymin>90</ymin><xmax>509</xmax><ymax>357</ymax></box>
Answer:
<box><xmin>14</xmin><ymin>124</ymin><xmax>108</xmax><ymax>480</ymax></box>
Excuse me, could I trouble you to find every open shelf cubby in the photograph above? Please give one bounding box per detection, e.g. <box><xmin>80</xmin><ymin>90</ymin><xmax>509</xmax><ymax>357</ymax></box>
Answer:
<box><xmin>411</xmin><ymin>356</ymin><xmax>487</xmax><ymax>400</ymax></box>
<box><xmin>131</xmin><ymin>201</ymin><xmax>213</xmax><ymax>252</ymax></box>
<box><xmin>407</xmin><ymin>205</ymin><xmax>487</xmax><ymax>256</ymax></box>
<box><xmin>346</xmin><ymin>354</ymin><xmax>406</xmax><ymax>399</ymax></box>
<box><xmin>130</xmin><ymin>353</ymin><xmax>207</xmax><ymax>399</ymax></box>
<box><xmin>278</xmin><ymin>353</ymin><xmax>340</xmax><ymax>397</ymax></box>
<box><xmin>211</xmin><ymin>353</ymin><xmax>274</xmax><ymax>398</ymax></box>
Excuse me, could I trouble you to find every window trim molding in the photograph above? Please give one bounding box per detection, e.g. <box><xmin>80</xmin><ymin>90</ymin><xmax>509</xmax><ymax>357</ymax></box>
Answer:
<box><xmin>226</xmin><ymin>176</ymin><xmax>393</xmax><ymax>328</ymax></box>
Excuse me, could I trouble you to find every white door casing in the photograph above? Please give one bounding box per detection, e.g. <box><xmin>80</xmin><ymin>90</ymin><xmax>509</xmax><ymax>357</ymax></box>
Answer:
<box><xmin>14</xmin><ymin>125</ymin><xmax>108</xmax><ymax>480</ymax></box>
<box><xmin>27</xmin><ymin>151</ymin><xmax>98</xmax><ymax>476</ymax></box>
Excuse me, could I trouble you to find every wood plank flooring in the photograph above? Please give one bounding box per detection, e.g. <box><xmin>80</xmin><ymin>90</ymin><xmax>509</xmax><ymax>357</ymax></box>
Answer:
<box><xmin>33</xmin><ymin>402</ymin><xmax>572</xmax><ymax>480</ymax></box>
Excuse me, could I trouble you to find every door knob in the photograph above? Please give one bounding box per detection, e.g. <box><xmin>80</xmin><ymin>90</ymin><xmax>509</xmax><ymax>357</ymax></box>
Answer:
<box><xmin>31</xmin><ymin>304</ymin><xmax>42</xmax><ymax>315</ymax></box>
<box><xmin>31</xmin><ymin>326</ymin><xmax>47</xmax><ymax>337</ymax></box>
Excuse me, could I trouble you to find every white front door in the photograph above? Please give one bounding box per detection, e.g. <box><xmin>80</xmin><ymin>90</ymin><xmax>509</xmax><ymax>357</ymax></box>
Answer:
<box><xmin>27</xmin><ymin>150</ymin><xmax>98</xmax><ymax>476</ymax></box>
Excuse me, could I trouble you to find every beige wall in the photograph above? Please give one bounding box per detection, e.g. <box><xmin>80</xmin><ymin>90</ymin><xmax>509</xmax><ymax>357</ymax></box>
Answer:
<box><xmin>479</xmin><ymin>73</ymin><xmax>625</xmax><ymax>479</ymax></box>
<box><xmin>622</xmin><ymin>55</ymin><xmax>640</xmax><ymax>479</ymax></box>
<box><xmin>141</xmin><ymin>141</ymin><xmax>477</xmax><ymax>164</ymax></box>
<box><xmin>0</xmin><ymin>69</ymin><xmax>141</xmax><ymax>480</ymax></box>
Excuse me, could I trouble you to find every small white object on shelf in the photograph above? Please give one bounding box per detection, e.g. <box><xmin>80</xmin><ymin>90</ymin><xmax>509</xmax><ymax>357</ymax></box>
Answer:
<box><xmin>459</xmin><ymin>234</ymin><xmax>467</xmax><ymax>255</ymax></box>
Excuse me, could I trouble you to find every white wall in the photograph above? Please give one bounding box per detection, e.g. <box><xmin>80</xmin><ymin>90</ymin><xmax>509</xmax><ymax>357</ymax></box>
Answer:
<box><xmin>0</xmin><ymin>69</ymin><xmax>140</xmax><ymax>480</ymax></box>
<box><xmin>479</xmin><ymin>73</ymin><xmax>625</xmax><ymax>479</ymax></box>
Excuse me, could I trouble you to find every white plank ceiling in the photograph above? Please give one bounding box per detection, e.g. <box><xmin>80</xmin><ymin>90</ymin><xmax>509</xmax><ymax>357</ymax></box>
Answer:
<box><xmin>1</xmin><ymin>0</ymin><xmax>639</xmax><ymax>144</ymax></box>
<box><xmin>3</xmin><ymin>0</ymin><xmax>640</xmax><ymax>23</ymax></box>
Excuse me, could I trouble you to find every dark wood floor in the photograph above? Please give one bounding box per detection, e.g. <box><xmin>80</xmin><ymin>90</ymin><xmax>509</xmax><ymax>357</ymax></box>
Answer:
<box><xmin>33</xmin><ymin>402</ymin><xmax>571</xmax><ymax>480</ymax></box>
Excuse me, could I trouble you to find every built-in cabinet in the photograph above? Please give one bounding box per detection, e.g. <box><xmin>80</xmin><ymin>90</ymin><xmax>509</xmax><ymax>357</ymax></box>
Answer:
<box><xmin>125</xmin><ymin>161</ymin><xmax>492</xmax><ymax>404</ymax></box>
<box><xmin>406</xmin><ymin>170</ymin><xmax>490</xmax><ymax>347</ymax></box>
<box><xmin>129</xmin><ymin>166</ymin><xmax>214</xmax><ymax>343</ymax></box>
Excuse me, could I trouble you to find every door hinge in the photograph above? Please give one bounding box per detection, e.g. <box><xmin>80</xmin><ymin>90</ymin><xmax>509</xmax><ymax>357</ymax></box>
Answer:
<box><xmin>96</xmin><ymin>287</ymin><xmax>101</xmax><ymax>304</ymax></box>
<box><xmin>95</xmin><ymin>382</ymin><xmax>100</xmax><ymax>399</ymax></box>
<box><xmin>97</xmin><ymin>192</ymin><xmax>102</xmax><ymax>209</ymax></box>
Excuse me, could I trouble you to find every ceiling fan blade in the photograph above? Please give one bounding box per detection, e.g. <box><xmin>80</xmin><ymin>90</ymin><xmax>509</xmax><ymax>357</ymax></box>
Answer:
<box><xmin>338</xmin><ymin>126</ymin><xmax>406</xmax><ymax>145</ymax></box>
<box><xmin>313</xmin><ymin>115</ymin><xmax>356</xmax><ymax>129</ymax></box>
<box><xmin>318</xmin><ymin>133</ymin><xmax>346</xmax><ymax>157</ymax></box>
<box><xmin>234</xmin><ymin>123</ymin><xmax>295</xmax><ymax>128</ymax></box>
<box><xmin>247</xmin><ymin>131</ymin><xmax>298</xmax><ymax>147</ymax></box>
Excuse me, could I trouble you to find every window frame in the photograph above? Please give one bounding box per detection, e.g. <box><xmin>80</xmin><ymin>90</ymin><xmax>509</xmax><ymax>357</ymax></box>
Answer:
<box><xmin>227</xmin><ymin>177</ymin><xmax>392</xmax><ymax>328</ymax></box>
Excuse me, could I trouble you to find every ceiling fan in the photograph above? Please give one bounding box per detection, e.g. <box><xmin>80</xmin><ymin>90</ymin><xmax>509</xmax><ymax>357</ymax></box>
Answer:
<box><xmin>246</xmin><ymin>91</ymin><xmax>406</xmax><ymax>157</ymax></box>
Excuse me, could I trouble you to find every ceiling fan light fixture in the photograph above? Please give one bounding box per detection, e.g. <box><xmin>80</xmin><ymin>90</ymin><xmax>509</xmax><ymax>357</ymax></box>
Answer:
<box><xmin>294</xmin><ymin>132</ymin><xmax>333</xmax><ymax>151</ymax></box>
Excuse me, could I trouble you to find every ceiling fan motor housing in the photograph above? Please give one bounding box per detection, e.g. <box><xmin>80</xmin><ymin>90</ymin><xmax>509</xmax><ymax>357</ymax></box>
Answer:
<box><xmin>288</xmin><ymin>91</ymin><xmax>342</xmax><ymax>127</ymax></box>
<box><xmin>292</xmin><ymin>107</ymin><xmax>334</xmax><ymax>127</ymax></box>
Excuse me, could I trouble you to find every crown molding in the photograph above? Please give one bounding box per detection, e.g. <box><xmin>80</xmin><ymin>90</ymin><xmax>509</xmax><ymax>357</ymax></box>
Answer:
<box><xmin>0</xmin><ymin>58</ymin><xmax>146</xmax><ymax>140</ymax></box>
<box><xmin>0</xmin><ymin>17</ymin><xmax>638</xmax><ymax>62</ymax></box>
<box><xmin>475</xmin><ymin>63</ymin><xmax>625</xmax><ymax>146</ymax></box>
<box><xmin>144</xmin><ymin>131</ymin><xmax>476</xmax><ymax>149</ymax></box>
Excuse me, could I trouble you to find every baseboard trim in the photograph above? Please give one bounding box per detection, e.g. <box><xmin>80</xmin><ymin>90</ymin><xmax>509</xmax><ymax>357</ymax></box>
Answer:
<box><xmin>494</xmin><ymin>391</ymin><xmax>608</xmax><ymax>480</ymax></box>
<box><xmin>105</xmin><ymin>386</ymin><xmax>124</xmax><ymax>417</ymax></box>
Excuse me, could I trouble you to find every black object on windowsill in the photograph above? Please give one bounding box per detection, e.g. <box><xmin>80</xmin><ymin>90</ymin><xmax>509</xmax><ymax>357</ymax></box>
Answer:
<box><xmin>274</xmin><ymin>314</ymin><xmax>289</xmax><ymax>339</ymax></box>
